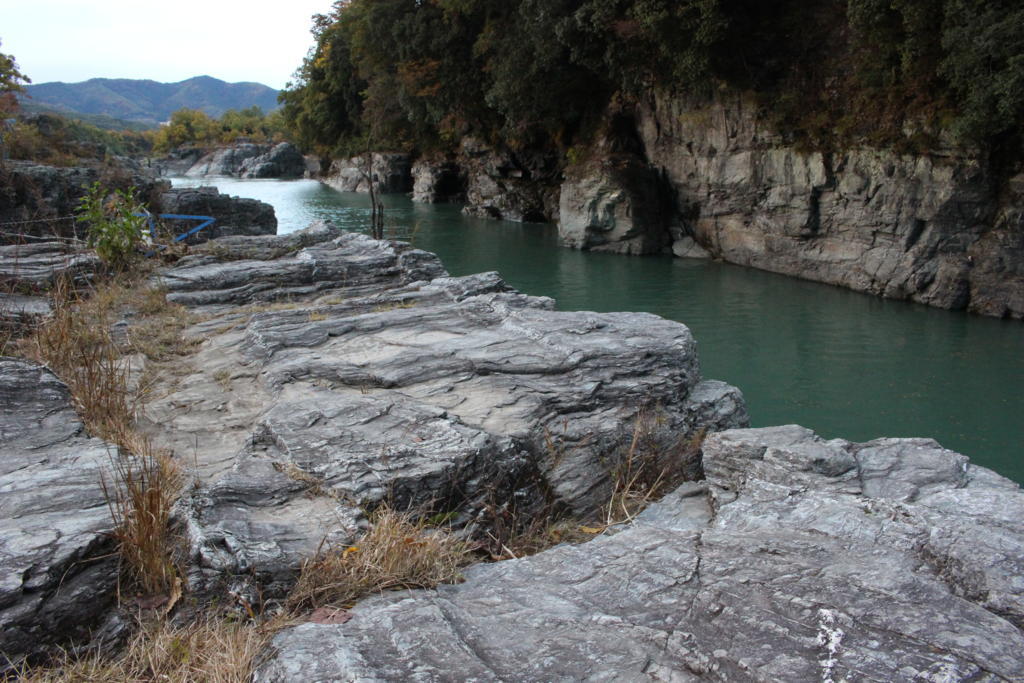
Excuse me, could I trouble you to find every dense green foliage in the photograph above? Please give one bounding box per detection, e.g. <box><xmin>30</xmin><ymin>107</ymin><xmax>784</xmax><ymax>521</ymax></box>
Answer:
<box><xmin>282</xmin><ymin>0</ymin><xmax>1024</xmax><ymax>157</ymax></box>
<box><xmin>77</xmin><ymin>182</ymin><xmax>148</xmax><ymax>269</ymax></box>
<box><xmin>151</xmin><ymin>106</ymin><xmax>287</xmax><ymax>152</ymax></box>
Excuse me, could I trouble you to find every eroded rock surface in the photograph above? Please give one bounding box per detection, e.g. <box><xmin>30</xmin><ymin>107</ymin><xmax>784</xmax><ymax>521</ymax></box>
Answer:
<box><xmin>239</xmin><ymin>143</ymin><xmax>307</xmax><ymax>179</ymax></box>
<box><xmin>323</xmin><ymin>153</ymin><xmax>413</xmax><ymax>194</ymax></box>
<box><xmin>560</xmin><ymin>154</ymin><xmax>671</xmax><ymax>255</ymax></box>
<box><xmin>255</xmin><ymin>425</ymin><xmax>1024</xmax><ymax>681</ymax></box>
<box><xmin>0</xmin><ymin>359</ymin><xmax>118</xmax><ymax>667</ymax></box>
<box><xmin>159</xmin><ymin>186</ymin><xmax>277</xmax><ymax>240</ymax></box>
<box><xmin>637</xmin><ymin>92</ymin><xmax>1024</xmax><ymax>319</ymax></box>
<box><xmin>184</xmin><ymin>143</ymin><xmax>268</xmax><ymax>178</ymax></box>
<box><xmin>146</xmin><ymin>226</ymin><xmax>746</xmax><ymax>597</ymax></box>
<box><xmin>460</xmin><ymin>138</ymin><xmax>560</xmax><ymax>223</ymax></box>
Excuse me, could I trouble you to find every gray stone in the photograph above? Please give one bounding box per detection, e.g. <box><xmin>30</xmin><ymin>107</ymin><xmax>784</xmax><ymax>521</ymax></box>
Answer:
<box><xmin>0</xmin><ymin>359</ymin><xmax>119</xmax><ymax>668</ymax></box>
<box><xmin>323</xmin><ymin>153</ymin><xmax>413</xmax><ymax>194</ymax></box>
<box><xmin>255</xmin><ymin>425</ymin><xmax>1024</xmax><ymax>682</ymax></box>
<box><xmin>635</xmin><ymin>92</ymin><xmax>1024</xmax><ymax>319</ymax></box>
<box><xmin>0</xmin><ymin>160</ymin><xmax>165</xmax><ymax>244</ymax></box>
<box><xmin>0</xmin><ymin>293</ymin><xmax>51</xmax><ymax>331</ymax></box>
<box><xmin>159</xmin><ymin>186</ymin><xmax>276</xmax><ymax>241</ymax></box>
<box><xmin>0</xmin><ymin>241</ymin><xmax>100</xmax><ymax>289</ymax></box>
<box><xmin>184</xmin><ymin>143</ymin><xmax>268</xmax><ymax>177</ymax></box>
<box><xmin>672</xmin><ymin>236</ymin><xmax>712</xmax><ymax>259</ymax></box>
<box><xmin>239</xmin><ymin>143</ymin><xmax>307</xmax><ymax>179</ymax></box>
<box><xmin>412</xmin><ymin>157</ymin><xmax>466</xmax><ymax>203</ymax></box>
<box><xmin>460</xmin><ymin>138</ymin><xmax>560</xmax><ymax>223</ymax></box>
<box><xmin>145</xmin><ymin>229</ymin><xmax>747</xmax><ymax>597</ymax></box>
<box><xmin>559</xmin><ymin>155</ymin><xmax>671</xmax><ymax>255</ymax></box>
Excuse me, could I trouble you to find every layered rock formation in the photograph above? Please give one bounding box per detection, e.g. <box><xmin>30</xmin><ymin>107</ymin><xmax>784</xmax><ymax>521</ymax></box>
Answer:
<box><xmin>255</xmin><ymin>425</ymin><xmax>1024</xmax><ymax>681</ymax></box>
<box><xmin>458</xmin><ymin>138</ymin><xmax>560</xmax><ymax>223</ymax></box>
<box><xmin>159</xmin><ymin>186</ymin><xmax>277</xmax><ymax>240</ymax></box>
<box><xmin>412</xmin><ymin>156</ymin><xmax>466</xmax><ymax>203</ymax></box>
<box><xmin>183</xmin><ymin>143</ymin><xmax>267</xmax><ymax>178</ymax></box>
<box><xmin>560</xmin><ymin>153</ymin><xmax>671</xmax><ymax>255</ymax></box>
<box><xmin>635</xmin><ymin>93</ymin><xmax>1024</xmax><ymax>319</ymax></box>
<box><xmin>168</xmin><ymin>142</ymin><xmax>313</xmax><ymax>179</ymax></box>
<box><xmin>322</xmin><ymin>153</ymin><xmax>413</xmax><ymax>194</ymax></box>
<box><xmin>401</xmin><ymin>94</ymin><xmax>1023</xmax><ymax>318</ymax></box>
<box><xmin>0</xmin><ymin>160</ymin><xmax>165</xmax><ymax>244</ymax></box>
<box><xmin>143</xmin><ymin>225</ymin><xmax>746</xmax><ymax>599</ymax></box>
<box><xmin>0</xmin><ymin>241</ymin><xmax>101</xmax><ymax>330</ymax></box>
<box><xmin>238</xmin><ymin>143</ymin><xmax>308</xmax><ymax>179</ymax></box>
<box><xmin>0</xmin><ymin>359</ymin><xmax>119</xmax><ymax>667</ymax></box>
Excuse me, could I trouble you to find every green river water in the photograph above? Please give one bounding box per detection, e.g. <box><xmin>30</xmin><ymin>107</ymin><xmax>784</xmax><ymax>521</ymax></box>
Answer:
<box><xmin>173</xmin><ymin>177</ymin><xmax>1024</xmax><ymax>482</ymax></box>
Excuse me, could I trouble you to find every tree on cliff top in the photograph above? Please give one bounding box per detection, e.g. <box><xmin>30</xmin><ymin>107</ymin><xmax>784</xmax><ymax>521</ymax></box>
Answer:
<box><xmin>1</xmin><ymin>38</ymin><xmax>31</xmax><ymax>114</ymax></box>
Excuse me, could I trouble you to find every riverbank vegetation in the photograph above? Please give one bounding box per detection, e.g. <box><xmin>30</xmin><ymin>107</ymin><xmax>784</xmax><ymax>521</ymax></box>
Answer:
<box><xmin>281</xmin><ymin>0</ymin><xmax>1023</xmax><ymax>158</ymax></box>
<box><xmin>150</xmin><ymin>106</ymin><xmax>288</xmax><ymax>153</ymax></box>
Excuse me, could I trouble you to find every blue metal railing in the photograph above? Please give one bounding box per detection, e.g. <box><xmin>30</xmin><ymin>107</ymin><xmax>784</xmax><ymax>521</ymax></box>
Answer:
<box><xmin>136</xmin><ymin>211</ymin><xmax>216</xmax><ymax>243</ymax></box>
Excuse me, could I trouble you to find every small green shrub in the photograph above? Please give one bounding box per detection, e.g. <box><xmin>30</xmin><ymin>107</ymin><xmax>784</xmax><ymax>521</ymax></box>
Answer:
<box><xmin>76</xmin><ymin>181</ymin><xmax>148</xmax><ymax>269</ymax></box>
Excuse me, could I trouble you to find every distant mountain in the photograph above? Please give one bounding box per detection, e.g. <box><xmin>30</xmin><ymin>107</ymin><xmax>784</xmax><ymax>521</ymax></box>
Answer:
<box><xmin>19</xmin><ymin>75</ymin><xmax>280</xmax><ymax>127</ymax></box>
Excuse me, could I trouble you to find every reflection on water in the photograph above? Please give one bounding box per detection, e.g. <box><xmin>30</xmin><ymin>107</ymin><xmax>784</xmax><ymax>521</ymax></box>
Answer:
<box><xmin>172</xmin><ymin>177</ymin><xmax>1024</xmax><ymax>482</ymax></box>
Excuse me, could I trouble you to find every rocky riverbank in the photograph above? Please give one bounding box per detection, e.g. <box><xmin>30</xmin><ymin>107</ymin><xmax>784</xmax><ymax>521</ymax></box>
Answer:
<box><xmin>0</xmin><ymin>157</ymin><xmax>278</xmax><ymax>248</ymax></box>
<box><xmin>321</xmin><ymin>93</ymin><xmax>1024</xmax><ymax>320</ymax></box>
<box><xmin>155</xmin><ymin>142</ymin><xmax>317</xmax><ymax>179</ymax></box>
<box><xmin>2</xmin><ymin>226</ymin><xmax>1022</xmax><ymax>678</ymax></box>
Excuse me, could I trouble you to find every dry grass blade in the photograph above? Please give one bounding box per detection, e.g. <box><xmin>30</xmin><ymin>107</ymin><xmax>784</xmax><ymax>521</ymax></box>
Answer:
<box><xmin>604</xmin><ymin>411</ymin><xmax>707</xmax><ymax>527</ymax></box>
<box><xmin>287</xmin><ymin>506</ymin><xmax>472</xmax><ymax>611</ymax></box>
<box><xmin>100</xmin><ymin>431</ymin><xmax>184</xmax><ymax>596</ymax></box>
<box><xmin>20</xmin><ymin>274</ymin><xmax>186</xmax><ymax>594</ymax></box>
<box><xmin>10</xmin><ymin>614</ymin><xmax>278</xmax><ymax>683</ymax></box>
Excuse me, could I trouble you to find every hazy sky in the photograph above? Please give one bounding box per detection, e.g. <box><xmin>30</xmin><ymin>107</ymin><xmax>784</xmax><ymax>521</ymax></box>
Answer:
<box><xmin>1</xmin><ymin>0</ymin><xmax>334</xmax><ymax>89</ymax></box>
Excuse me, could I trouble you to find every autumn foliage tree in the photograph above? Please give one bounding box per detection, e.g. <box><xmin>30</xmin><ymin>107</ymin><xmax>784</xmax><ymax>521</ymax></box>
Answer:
<box><xmin>280</xmin><ymin>0</ymin><xmax>1024</xmax><ymax>158</ymax></box>
<box><xmin>0</xmin><ymin>38</ymin><xmax>30</xmax><ymax>114</ymax></box>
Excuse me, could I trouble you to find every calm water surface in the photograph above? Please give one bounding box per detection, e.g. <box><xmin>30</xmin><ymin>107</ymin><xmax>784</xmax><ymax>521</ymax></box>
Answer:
<box><xmin>174</xmin><ymin>177</ymin><xmax>1024</xmax><ymax>482</ymax></box>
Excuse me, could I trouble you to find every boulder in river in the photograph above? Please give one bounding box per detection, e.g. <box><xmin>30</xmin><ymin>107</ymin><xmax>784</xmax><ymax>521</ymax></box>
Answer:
<box><xmin>159</xmin><ymin>186</ymin><xmax>277</xmax><ymax>241</ymax></box>
<box><xmin>239</xmin><ymin>143</ymin><xmax>307</xmax><ymax>179</ymax></box>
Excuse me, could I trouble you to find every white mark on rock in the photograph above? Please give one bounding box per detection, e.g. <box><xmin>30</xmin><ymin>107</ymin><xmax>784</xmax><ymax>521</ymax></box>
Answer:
<box><xmin>816</xmin><ymin>608</ymin><xmax>845</xmax><ymax>683</ymax></box>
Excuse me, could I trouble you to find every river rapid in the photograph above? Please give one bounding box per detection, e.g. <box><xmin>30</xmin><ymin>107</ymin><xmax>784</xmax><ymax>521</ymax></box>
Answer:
<box><xmin>172</xmin><ymin>177</ymin><xmax>1024</xmax><ymax>482</ymax></box>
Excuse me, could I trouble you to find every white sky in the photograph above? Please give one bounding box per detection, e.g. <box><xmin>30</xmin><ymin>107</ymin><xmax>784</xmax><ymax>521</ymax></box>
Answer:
<box><xmin>0</xmin><ymin>0</ymin><xmax>334</xmax><ymax>89</ymax></box>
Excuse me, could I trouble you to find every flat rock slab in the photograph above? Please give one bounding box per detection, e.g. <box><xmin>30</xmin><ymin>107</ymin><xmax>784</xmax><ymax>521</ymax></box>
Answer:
<box><xmin>0</xmin><ymin>241</ymin><xmax>99</xmax><ymax>290</ymax></box>
<box><xmin>255</xmin><ymin>426</ymin><xmax>1024</xmax><ymax>682</ymax></box>
<box><xmin>148</xmin><ymin>228</ymin><xmax>747</xmax><ymax>596</ymax></box>
<box><xmin>0</xmin><ymin>358</ymin><xmax>118</xmax><ymax>665</ymax></box>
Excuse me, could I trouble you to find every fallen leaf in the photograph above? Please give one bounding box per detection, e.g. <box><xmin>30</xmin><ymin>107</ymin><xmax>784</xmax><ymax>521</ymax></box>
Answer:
<box><xmin>309</xmin><ymin>607</ymin><xmax>353</xmax><ymax>625</ymax></box>
<box><xmin>580</xmin><ymin>526</ymin><xmax>605</xmax><ymax>534</ymax></box>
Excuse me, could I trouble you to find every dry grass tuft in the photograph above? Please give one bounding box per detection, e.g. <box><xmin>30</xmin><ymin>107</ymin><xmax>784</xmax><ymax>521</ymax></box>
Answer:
<box><xmin>287</xmin><ymin>506</ymin><xmax>472</xmax><ymax>611</ymax></box>
<box><xmin>604</xmin><ymin>412</ymin><xmax>706</xmax><ymax>526</ymax></box>
<box><xmin>10</xmin><ymin>614</ymin><xmax>279</xmax><ymax>683</ymax></box>
<box><xmin>101</xmin><ymin>431</ymin><xmax>185</xmax><ymax>596</ymax></box>
<box><xmin>20</xmin><ymin>274</ymin><xmax>188</xmax><ymax>595</ymax></box>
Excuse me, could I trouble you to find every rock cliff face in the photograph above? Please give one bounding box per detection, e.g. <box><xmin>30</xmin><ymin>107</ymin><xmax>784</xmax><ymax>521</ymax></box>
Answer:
<box><xmin>559</xmin><ymin>153</ymin><xmax>671</xmax><ymax>255</ymax></box>
<box><xmin>0</xmin><ymin>160</ymin><xmax>165</xmax><ymax>244</ymax></box>
<box><xmin>322</xmin><ymin>153</ymin><xmax>413</xmax><ymax>194</ymax></box>
<box><xmin>403</xmin><ymin>94</ymin><xmax>1023</xmax><ymax>318</ymax></box>
<box><xmin>634</xmin><ymin>93</ymin><xmax>1024</xmax><ymax>318</ymax></box>
<box><xmin>143</xmin><ymin>225</ymin><xmax>746</xmax><ymax>599</ymax></box>
<box><xmin>165</xmin><ymin>143</ymin><xmax>313</xmax><ymax>179</ymax></box>
<box><xmin>411</xmin><ymin>156</ymin><xmax>466</xmax><ymax>203</ymax></box>
<box><xmin>458</xmin><ymin>138</ymin><xmax>560</xmax><ymax>223</ymax></box>
<box><xmin>238</xmin><ymin>143</ymin><xmax>308</xmax><ymax>179</ymax></box>
<box><xmin>255</xmin><ymin>424</ymin><xmax>1024</xmax><ymax>681</ymax></box>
